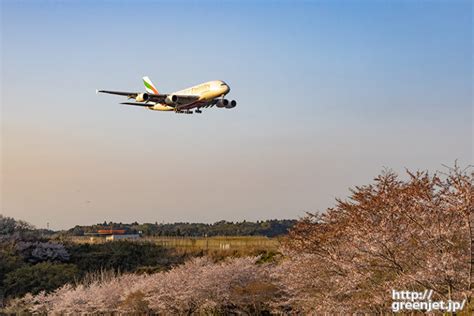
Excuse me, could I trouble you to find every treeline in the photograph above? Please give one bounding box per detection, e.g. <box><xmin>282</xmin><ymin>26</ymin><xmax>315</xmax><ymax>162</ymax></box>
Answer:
<box><xmin>65</xmin><ymin>219</ymin><xmax>296</xmax><ymax>237</ymax></box>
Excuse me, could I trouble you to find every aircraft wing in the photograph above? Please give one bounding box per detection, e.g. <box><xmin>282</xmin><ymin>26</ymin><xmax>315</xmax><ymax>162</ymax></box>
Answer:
<box><xmin>120</xmin><ymin>102</ymin><xmax>152</xmax><ymax>107</ymax></box>
<box><xmin>97</xmin><ymin>90</ymin><xmax>139</xmax><ymax>98</ymax></box>
<box><xmin>97</xmin><ymin>90</ymin><xmax>200</xmax><ymax>107</ymax></box>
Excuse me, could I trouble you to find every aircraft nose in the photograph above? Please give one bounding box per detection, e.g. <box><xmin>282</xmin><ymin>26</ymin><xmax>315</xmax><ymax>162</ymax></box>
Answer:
<box><xmin>218</xmin><ymin>81</ymin><xmax>230</xmax><ymax>94</ymax></box>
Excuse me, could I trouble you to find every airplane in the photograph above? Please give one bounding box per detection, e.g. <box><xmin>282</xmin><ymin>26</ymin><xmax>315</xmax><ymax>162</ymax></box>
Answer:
<box><xmin>97</xmin><ymin>76</ymin><xmax>236</xmax><ymax>114</ymax></box>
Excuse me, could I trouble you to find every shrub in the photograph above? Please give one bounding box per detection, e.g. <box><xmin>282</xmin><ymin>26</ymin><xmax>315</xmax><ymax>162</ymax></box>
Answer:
<box><xmin>4</xmin><ymin>262</ymin><xmax>79</xmax><ymax>298</ymax></box>
<box><xmin>66</xmin><ymin>240</ymin><xmax>178</xmax><ymax>273</ymax></box>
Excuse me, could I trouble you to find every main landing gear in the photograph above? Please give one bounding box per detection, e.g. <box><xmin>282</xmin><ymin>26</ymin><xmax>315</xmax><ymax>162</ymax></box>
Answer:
<box><xmin>174</xmin><ymin>110</ymin><xmax>194</xmax><ymax>114</ymax></box>
<box><xmin>195</xmin><ymin>109</ymin><xmax>202</xmax><ymax>114</ymax></box>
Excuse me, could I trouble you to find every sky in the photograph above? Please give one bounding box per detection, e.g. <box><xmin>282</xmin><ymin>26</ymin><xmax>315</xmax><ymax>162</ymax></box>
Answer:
<box><xmin>1</xmin><ymin>0</ymin><xmax>472</xmax><ymax>230</ymax></box>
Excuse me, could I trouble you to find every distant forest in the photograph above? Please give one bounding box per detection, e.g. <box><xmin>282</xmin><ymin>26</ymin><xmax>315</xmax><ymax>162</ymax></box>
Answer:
<box><xmin>65</xmin><ymin>219</ymin><xmax>297</xmax><ymax>237</ymax></box>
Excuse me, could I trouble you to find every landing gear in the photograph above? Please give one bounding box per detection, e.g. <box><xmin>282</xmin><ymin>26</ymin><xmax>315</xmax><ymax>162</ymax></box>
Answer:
<box><xmin>195</xmin><ymin>109</ymin><xmax>202</xmax><ymax>114</ymax></box>
<box><xmin>174</xmin><ymin>110</ymin><xmax>192</xmax><ymax>114</ymax></box>
<box><xmin>174</xmin><ymin>109</ymin><xmax>194</xmax><ymax>114</ymax></box>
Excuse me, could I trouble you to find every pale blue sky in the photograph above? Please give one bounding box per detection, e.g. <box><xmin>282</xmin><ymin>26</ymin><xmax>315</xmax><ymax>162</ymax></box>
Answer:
<box><xmin>1</xmin><ymin>0</ymin><xmax>472</xmax><ymax>229</ymax></box>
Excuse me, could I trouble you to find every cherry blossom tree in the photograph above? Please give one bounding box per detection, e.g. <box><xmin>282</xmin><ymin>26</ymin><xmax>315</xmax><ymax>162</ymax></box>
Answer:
<box><xmin>15</xmin><ymin>241</ymin><xmax>70</xmax><ymax>263</ymax></box>
<box><xmin>16</xmin><ymin>257</ymin><xmax>278</xmax><ymax>314</ymax></box>
<box><xmin>275</xmin><ymin>166</ymin><xmax>472</xmax><ymax>313</ymax></box>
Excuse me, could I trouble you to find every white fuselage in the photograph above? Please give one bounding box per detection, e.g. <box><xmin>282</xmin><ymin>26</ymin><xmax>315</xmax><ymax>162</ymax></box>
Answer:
<box><xmin>149</xmin><ymin>80</ymin><xmax>230</xmax><ymax>111</ymax></box>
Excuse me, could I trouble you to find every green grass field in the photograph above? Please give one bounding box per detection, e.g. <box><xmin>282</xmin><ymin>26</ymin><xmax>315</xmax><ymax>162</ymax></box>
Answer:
<box><xmin>69</xmin><ymin>235</ymin><xmax>281</xmax><ymax>252</ymax></box>
<box><xmin>146</xmin><ymin>236</ymin><xmax>281</xmax><ymax>251</ymax></box>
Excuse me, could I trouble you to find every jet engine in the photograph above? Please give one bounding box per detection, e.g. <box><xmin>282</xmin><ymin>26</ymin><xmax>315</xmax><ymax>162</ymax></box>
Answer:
<box><xmin>135</xmin><ymin>93</ymin><xmax>149</xmax><ymax>102</ymax></box>
<box><xmin>226</xmin><ymin>100</ymin><xmax>237</xmax><ymax>109</ymax></box>
<box><xmin>165</xmin><ymin>94</ymin><xmax>178</xmax><ymax>105</ymax></box>
<box><xmin>216</xmin><ymin>99</ymin><xmax>229</xmax><ymax>108</ymax></box>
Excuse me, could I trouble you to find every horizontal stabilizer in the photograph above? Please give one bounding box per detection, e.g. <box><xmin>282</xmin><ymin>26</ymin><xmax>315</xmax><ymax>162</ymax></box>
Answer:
<box><xmin>120</xmin><ymin>102</ymin><xmax>152</xmax><ymax>107</ymax></box>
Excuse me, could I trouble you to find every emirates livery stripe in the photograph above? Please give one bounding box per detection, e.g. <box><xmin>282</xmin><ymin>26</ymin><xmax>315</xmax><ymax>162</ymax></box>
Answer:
<box><xmin>143</xmin><ymin>79</ymin><xmax>158</xmax><ymax>94</ymax></box>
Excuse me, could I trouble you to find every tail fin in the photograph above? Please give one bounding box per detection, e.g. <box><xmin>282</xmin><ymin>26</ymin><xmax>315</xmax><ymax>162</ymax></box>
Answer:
<box><xmin>142</xmin><ymin>76</ymin><xmax>159</xmax><ymax>94</ymax></box>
